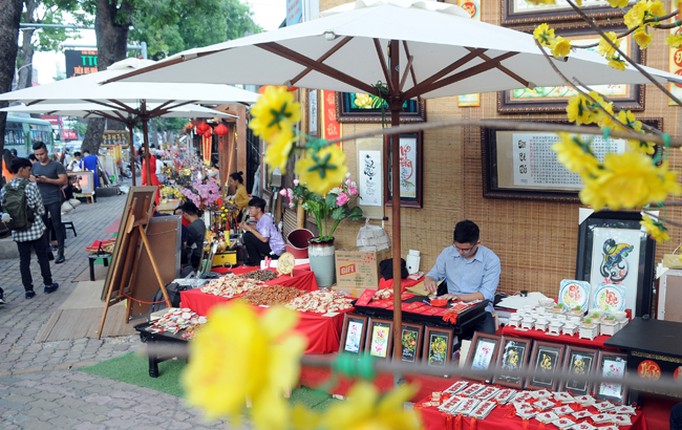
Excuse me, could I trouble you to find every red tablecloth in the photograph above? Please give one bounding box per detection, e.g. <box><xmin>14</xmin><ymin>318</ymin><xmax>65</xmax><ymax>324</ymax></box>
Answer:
<box><xmin>416</xmin><ymin>396</ymin><xmax>647</xmax><ymax>430</ymax></box>
<box><xmin>500</xmin><ymin>325</ymin><xmax>618</xmax><ymax>350</ymax></box>
<box><xmin>211</xmin><ymin>266</ymin><xmax>318</xmax><ymax>291</ymax></box>
<box><xmin>180</xmin><ymin>288</ymin><xmax>347</xmax><ymax>354</ymax></box>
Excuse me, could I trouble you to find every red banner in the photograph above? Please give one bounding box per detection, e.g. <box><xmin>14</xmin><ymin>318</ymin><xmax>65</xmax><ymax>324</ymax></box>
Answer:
<box><xmin>321</xmin><ymin>90</ymin><xmax>342</xmax><ymax>142</ymax></box>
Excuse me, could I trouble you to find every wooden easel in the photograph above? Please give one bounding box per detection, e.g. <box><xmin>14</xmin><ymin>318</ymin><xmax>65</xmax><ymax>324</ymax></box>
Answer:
<box><xmin>97</xmin><ymin>187</ymin><xmax>172</xmax><ymax>339</ymax></box>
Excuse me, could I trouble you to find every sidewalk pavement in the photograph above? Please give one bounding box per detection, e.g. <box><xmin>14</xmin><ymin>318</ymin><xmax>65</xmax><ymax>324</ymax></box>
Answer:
<box><xmin>0</xmin><ymin>185</ymin><xmax>228</xmax><ymax>429</ymax></box>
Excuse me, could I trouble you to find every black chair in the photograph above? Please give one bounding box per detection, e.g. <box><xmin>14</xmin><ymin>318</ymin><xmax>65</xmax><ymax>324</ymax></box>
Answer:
<box><xmin>63</xmin><ymin>221</ymin><xmax>77</xmax><ymax>237</ymax></box>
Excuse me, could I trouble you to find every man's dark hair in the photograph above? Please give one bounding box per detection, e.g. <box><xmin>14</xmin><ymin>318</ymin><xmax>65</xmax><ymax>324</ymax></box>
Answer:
<box><xmin>248</xmin><ymin>196</ymin><xmax>266</xmax><ymax>212</ymax></box>
<box><xmin>32</xmin><ymin>141</ymin><xmax>47</xmax><ymax>151</ymax></box>
<box><xmin>83</xmin><ymin>150</ymin><xmax>90</xmax><ymax>155</ymax></box>
<box><xmin>28</xmin><ymin>154</ymin><xmax>37</xmax><ymax>162</ymax></box>
<box><xmin>453</xmin><ymin>220</ymin><xmax>480</xmax><ymax>244</ymax></box>
<box><xmin>10</xmin><ymin>158</ymin><xmax>32</xmax><ymax>174</ymax></box>
<box><xmin>182</xmin><ymin>200</ymin><xmax>200</xmax><ymax>216</ymax></box>
<box><xmin>74</xmin><ymin>151</ymin><xmax>82</xmax><ymax>157</ymax></box>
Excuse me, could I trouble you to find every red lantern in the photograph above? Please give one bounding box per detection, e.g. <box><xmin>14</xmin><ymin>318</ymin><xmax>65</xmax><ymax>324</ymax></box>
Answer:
<box><xmin>196</xmin><ymin>121</ymin><xmax>210</xmax><ymax>135</ymax></box>
<box><xmin>214</xmin><ymin>123</ymin><xmax>228</xmax><ymax>136</ymax></box>
<box><xmin>203</xmin><ymin>129</ymin><xmax>213</xmax><ymax>138</ymax></box>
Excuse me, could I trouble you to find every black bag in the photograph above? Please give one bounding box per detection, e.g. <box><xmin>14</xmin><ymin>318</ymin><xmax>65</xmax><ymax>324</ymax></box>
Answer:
<box><xmin>150</xmin><ymin>282</ymin><xmax>189</xmax><ymax>313</ymax></box>
<box><xmin>379</xmin><ymin>258</ymin><xmax>408</xmax><ymax>280</ymax></box>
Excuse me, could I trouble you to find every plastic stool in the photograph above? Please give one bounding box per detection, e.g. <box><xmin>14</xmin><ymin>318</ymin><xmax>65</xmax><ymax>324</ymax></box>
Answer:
<box><xmin>88</xmin><ymin>252</ymin><xmax>111</xmax><ymax>281</ymax></box>
<box><xmin>63</xmin><ymin>221</ymin><xmax>77</xmax><ymax>237</ymax></box>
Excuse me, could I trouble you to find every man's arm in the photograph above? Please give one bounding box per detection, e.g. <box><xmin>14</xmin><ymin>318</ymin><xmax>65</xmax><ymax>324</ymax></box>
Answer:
<box><xmin>424</xmin><ymin>250</ymin><xmax>446</xmax><ymax>294</ymax></box>
<box><xmin>242</xmin><ymin>221</ymin><xmax>269</xmax><ymax>243</ymax></box>
<box><xmin>37</xmin><ymin>172</ymin><xmax>67</xmax><ymax>186</ymax></box>
<box><xmin>477</xmin><ymin>254</ymin><xmax>501</xmax><ymax>302</ymax></box>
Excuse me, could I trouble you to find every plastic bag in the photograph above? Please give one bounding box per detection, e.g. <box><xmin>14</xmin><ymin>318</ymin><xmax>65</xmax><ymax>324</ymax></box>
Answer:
<box><xmin>356</xmin><ymin>218</ymin><xmax>390</xmax><ymax>251</ymax></box>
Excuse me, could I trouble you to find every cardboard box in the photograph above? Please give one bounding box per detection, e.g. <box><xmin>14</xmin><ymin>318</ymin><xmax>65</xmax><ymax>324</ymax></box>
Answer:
<box><xmin>334</xmin><ymin>247</ymin><xmax>391</xmax><ymax>291</ymax></box>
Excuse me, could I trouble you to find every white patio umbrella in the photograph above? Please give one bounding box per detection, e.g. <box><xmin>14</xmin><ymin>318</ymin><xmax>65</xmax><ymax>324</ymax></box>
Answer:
<box><xmin>0</xmin><ymin>102</ymin><xmax>237</xmax><ymax>183</ymax></box>
<box><xmin>0</xmin><ymin>58</ymin><xmax>259</xmax><ymax>182</ymax></box>
<box><xmin>108</xmin><ymin>0</ymin><xmax>682</xmax><ymax>355</ymax></box>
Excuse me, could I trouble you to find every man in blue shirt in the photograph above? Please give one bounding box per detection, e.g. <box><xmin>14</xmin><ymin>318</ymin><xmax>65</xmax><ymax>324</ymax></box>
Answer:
<box><xmin>424</xmin><ymin>220</ymin><xmax>501</xmax><ymax>334</ymax></box>
<box><xmin>241</xmin><ymin>197</ymin><xmax>286</xmax><ymax>266</ymax></box>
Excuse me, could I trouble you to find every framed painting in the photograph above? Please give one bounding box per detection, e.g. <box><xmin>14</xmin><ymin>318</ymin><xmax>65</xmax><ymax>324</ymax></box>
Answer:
<box><xmin>366</xmin><ymin>318</ymin><xmax>393</xmax><ymax>360</ymax></box>
<box><xmin>356</xmin><ymin>137</ymin><xmax>384</xmax><ymax>220</ymax></box>
<box><xmin>493</xmin><ymin>336</ymin><xmax>531</xmax><ymax>389</ymax></box>
<box><xmin>561</xmin><ymin>346</ymin><xmax>599</xmax><ymax>396</ymax></box>
<box><xmin>501</xmin><ymin>0</ymin><xmax>626</xmax><ymax>27</ymax></box>
<box><xmin>400</xmin><ymin>322</ymin><xmax>424</xmax><ymax>363</ymax></box>
<box><xmin>465</xmin><ymin>333</ymin><xmax>501</xmax><ymax>382</ymax></box>
<box><xmin>423</xmin><ymin>326</ymin><xmax>454</xmax><ymax>367</ymax></box>
<box><xmin>481</xmin><ymin>119</ymin><xmax>662</xmax><ymax>202</ymax></box>
<box><xmin>498</xmin><ymin>26</ymin><xmax>645</xmax><ymax>114</ymax></box>
<box><xmin>383</xmin><ymin>132</ymin><xmax>423</xmax><ymax>208</ymax></box>
<box><xmin>336</xmin><ymin>92</ymin><xmax>426</xmax><ymax>123</ymax></box>
<box><xmin>527</xmin><ymin>340</ymin><xmax>565</xmax><ymax>391</ymax></box>
<box><xmin>339</xmin><ymin>314</ymin><xmax>369</xmax><ymax>355</ymax></box>
<box><xmin>576</xmin><ymin>210</ymin><xmax>656</xmax><ymax>317</ymax></box>
<box><xmin>594</xmin><ymin>351</ymin><xmax>628</xmax><ymax>404</ymax></box>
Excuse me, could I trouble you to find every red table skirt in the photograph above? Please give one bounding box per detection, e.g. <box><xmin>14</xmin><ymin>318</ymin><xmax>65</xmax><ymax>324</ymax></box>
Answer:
<box><xmin>416</xmin><ymin>397</ymin><xmax>647</xmax><ymax>430</ymax></box>
<box><xmin>180</xmin><ymin>288</ymin><xmax>346</xmax><ymax>354</ymax></box>
<box><xmin>210</xmin><ymin>266</ymin><xmax>319</xmax><ymax>291</ymax></box>
<box><xmin>500</xmin><ymin>325</ymin><xmax>617</xmax><ymax>350</ymax></box>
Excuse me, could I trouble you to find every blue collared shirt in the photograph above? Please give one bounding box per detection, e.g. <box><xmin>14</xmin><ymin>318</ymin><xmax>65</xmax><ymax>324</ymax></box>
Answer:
<box><xmin>426</xmin><ymin>244</ymin><xmax>501</xmax><ymax>314</ymax></box>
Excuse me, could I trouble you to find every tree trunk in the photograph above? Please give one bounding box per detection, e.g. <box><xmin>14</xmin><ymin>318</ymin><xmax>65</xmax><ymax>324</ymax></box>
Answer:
<box><xmin>0</xmin><ymin>0</ymin><xmax>23</xmax><ymax>153</ymax></box>
<box><xmin>17</xmin><ymin>0</ymin><xmax>37</xmax><ymax>90</ymax></box>
<box><xmin>82</xmin><ymin>0</ymin><xmax>133</xmax><ymax>155</ymax></box>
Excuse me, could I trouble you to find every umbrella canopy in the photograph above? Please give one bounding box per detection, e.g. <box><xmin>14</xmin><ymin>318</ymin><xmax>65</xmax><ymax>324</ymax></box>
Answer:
<box><xmin>0</xmin><ymin>58</ymin><xmax>259</xmax><ymax>182</ymax></box>
<box><xmin>107</xmin><ymin>0</ymin><xmax>682</xmax><ymax>357</ymax></box>
<box><xmin>0</xmin><ymin>102</ymin><xmax>238</xmax><ymax>120</ymax></box>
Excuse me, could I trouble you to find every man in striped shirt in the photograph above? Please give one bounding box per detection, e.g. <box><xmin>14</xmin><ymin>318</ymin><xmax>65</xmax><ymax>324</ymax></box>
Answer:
<box><xmin>1</xmin><ymin>158</ymin><xmax>59</xmax><ymax>300</ymax></box>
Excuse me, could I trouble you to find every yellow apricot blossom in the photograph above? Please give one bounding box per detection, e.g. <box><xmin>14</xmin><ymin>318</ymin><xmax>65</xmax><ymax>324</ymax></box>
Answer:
<box><xmin>182</xmin><ymin>301</ymin><xmax>306</xmax><ymax>430</ymax></box>
<box><xmin>627</xmin><ymin>140</ymin><xmax>657</xmax><ymax>156</ymax></box>
<box><xmin>607</xmin><ymin>0</ymin><xmax>629</xmax><ymax>7</ymax></box>
<box><xmin>648</xmin><ymin>1</ymin><xmax>667</xmax><ymax>18</ymax></box>
<box><xmin>295</xmin><ymin>145</ymin><xmax>348</xmax><ymax>195</ymax></box>
<box><xmin>607</xmin><ymin>56</ymin><xmax>627</xmax><ymax>71</ymax></box>
<box><xmin>641</xmin><ymin>215</ymin><xmax>671</xmax><ymax>243</ymax></box>
<box><xmin>633</xmin><ymin>27</ymin><xmax>653</xmax><ymax>49</ymax></box>
<box><xmin>624</xmin><ymin>1</ymin><xmax>648</xmax><ymax>29</ymax></box>
<box><xmin>598</xmin><ymin>32</ymin><xmax>620</xmax><ymax>57</ymax></box>
<box><xmin>316</xmin><ymin>382</ymin><xmax>422</xmax><ymax>430</ymax></box>
<box><xmin>249</xmin><ymin>86</ymin><xmax>301</xmax><ymax>142</ymax></box>
<box><xmin>264</xmin><ymin>129</ymin><xmax>295</xmax><ymax>172</ymax></box>
<box><xmin>552</xmin><ymin>133</ymin><xmax>600</xmax><ymax>177</ymax></box>
<box><xmin>566</xmin><ymin>92</ymin><xmax>613</xmax><ymax>126</ymax></box>
<box><xmin>533</xmin><ymin>23</ymin><xmax>555</xmax><ymax>47</ymax></box>
<box><xmin>354</xmin><ymin>93</ymin><xmax>373</xmax><ymax>109</ymax></box>
<box><xmin>616</xmin><ymin>110</ymin><xmax>643</xmax><ymax>132</ymax></box>
<box><xmin>550</xmin><ymin>36</ymin><xmax>572</xmax><ymax>57</ymax></box>
<box><xmin>665</xmin><ymin>34</ymin><xmax>682</xmax><ymax>48</ymax></box>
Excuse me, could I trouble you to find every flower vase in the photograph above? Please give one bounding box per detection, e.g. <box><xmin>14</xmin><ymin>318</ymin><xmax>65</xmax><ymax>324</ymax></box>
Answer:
<box><xmin>308</xmin><ymin>237</ymin><xmax>336</xmax><ymax>289</ymax></box>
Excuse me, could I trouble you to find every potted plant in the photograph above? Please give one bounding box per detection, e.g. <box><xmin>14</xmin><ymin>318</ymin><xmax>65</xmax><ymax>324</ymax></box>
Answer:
<box><xmin>281</xmin><ymin>175</ymin><xmax>363</xmax><ymax>287</ymax></box>
<box><xmin>579</xmin><ymin>317</ymin><xmax>599</xmax><ymax>340</ymax></box>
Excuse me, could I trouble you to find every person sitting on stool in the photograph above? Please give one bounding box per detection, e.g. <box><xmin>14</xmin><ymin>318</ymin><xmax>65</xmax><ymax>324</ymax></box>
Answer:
<box><xmin>240</xmin><ymin>196</ymin><xmax>285</xmax><ymax>266</ymax></box>
<box><xmin>181</xmin><ymin>201</ymin><xmax>206</xmax><ymax>271</ymax></box>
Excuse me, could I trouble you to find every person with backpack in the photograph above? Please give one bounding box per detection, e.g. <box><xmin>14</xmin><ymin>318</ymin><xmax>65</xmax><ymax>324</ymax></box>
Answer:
<box><xmin>1</xmin><ymin>158</ymin><xmax>59</xmax><ymax>300</ymax></box>
<box><xmin>32</xmin><ymin>141</ymin><xmax>68</xmax><ymax>264</ymax></box>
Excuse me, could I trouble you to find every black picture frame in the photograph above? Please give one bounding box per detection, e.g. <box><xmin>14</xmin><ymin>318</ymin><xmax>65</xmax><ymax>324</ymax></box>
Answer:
<box><xmin>400</xmin><ymin>322</ymin><xmax>423</xmax><ymax>363</ymax></box>
<box><xmin>336</xmin><ymin>92</ymin><xmax>426</xmax><ymax>123</ymax></box>
<box><xmin>339</xmin><ymin>313</ymin><xmax>368</xmax><ymax>355</ymax></box>
<box><xmin>365</xmin><ymin>318</ymin><xmax>393</xmax><ymax>360</ymax></box>
<box><xmin>465</xmin><ymin>333</ymin><xmax>502</xmax><ymax>382</ymax></box>
<box><xmin>480</xmin><ymin>119</ymin><xmax>663</xmax><ymax>202</ymax></box>
<box><xmin>383</xmin><ymin>132</ymin><xmax>423</xmax><ymax>208</ymax></box>
<box><xmin>493</xmin><ymin>336</ymin><xmax>531</xmax><ymax>389</ymax></box>
<box><xmin>561</xmin><ymin>346</ymin><xmax>599</xmax><ymax>396</ymax></box>
<box><xmin>576</xmin><ymin>210</ymin><xmax>656</xmax><ymax>317</ymax></box>
<box><xmin>501</xmin><ymin>0</ymin><xmax>626</xmax><ymax>27</ymax></box>
<box><xmin>498</xmin><ymin>26</ymin><xmax>645</xmax><ymax>114</ymax></box>
<box><xmin>423</xmin><ymin>326</ymin><xmax>454</xmax><ymax>367</ymax></box>
<box><xmin>527</xmin><ymin>340</ymin><xmax>565</xmax><ymax>391</ymax></box>
<box><xmin>594</xmin><ymin>351</ymin><xmax>629</xmax><ymax>404</ymax></box>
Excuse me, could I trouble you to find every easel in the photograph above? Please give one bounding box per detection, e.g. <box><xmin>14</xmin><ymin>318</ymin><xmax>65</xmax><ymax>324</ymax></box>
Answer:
<box><xmin>97</xmin><ymin>187</ymin><xmax>172</xmax><ymax>339</ymax></box>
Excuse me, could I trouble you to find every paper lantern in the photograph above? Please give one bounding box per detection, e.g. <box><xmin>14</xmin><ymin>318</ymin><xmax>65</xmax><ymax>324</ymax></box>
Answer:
<box><xmin>214</xmin><ymin>123</ymin><xmax>228</xmax><ymax>136</ymax></box>
<box><xmin>203</xmin><ymin>129</ymin><xmax>213</xmax><ymax>138</ymax></box>
<box><xmin>196</xmin><ymin>121</ymin><xmax>210</xmax><ymax>135</ymax></box>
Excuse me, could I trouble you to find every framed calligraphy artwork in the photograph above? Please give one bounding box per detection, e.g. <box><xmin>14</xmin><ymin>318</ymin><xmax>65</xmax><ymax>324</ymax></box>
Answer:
<box><xmin>493</xmin><ymin>336</ymin><xmax>531</xmax><ymax>389</ymax></box>
<box><xmin>501</xmin><ymin>0</ymin><xmax>626</xmax><ymax>27</ymax></box>
<box><xmin>339</xmin><ymin>313</ymin><xmax>368</xmax><ymax>355</ymax></box>
<box><xmin>498</xmin><ymin>27</ymin><xmax>644</xmax><ymax>114</ymax></box>
<box><xmin>576</xmin><ymin>210</ymin><xmax>656</xmax><ymax>317</ymax></box>
<box><xmin>366</xmin><ymin>318</ymin><xmax>393</xmax><ymax>360</ymax></box>
<box><xmin>561</xmin><ymin>346</ymin><xmax>599</xmax><ymax>396</ymax></box>
<box><xmin>423</xmin><ymin>326</ymin><xmax>454</xmax><ymax>367</ymax></box>
<box><xmin>400</xmin><ymin>322</ymin><xmax>424</xmax><ymax>363</ymax></box>
<box><xmin>384</xmin><ymin>132</ymin><xmax>423</xmax><ymax>208</ymax></box>
<box><xmin>336</xmin><ymin>92</ymin><xmax>426</xmax><ymax>123</ymax></box>
<box><xmin>594</xmin><ymin>351</ymin><xmax>628</xmax><ymax>404</ymax></box>
<box><xmin>466</xmin><ymin>333</ymin><xmax>501</xmax><ymax>382</ymax></box>
<box><xmin>527</xmin><ymin>341</ymin><xmax>565</xmax><ymax>391</ymax></box>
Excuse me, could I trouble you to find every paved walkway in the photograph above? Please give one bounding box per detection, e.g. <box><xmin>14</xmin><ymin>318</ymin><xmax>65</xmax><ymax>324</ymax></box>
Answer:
<box><xmin>0</xmin><ymin>185</ymin><xmax>227</xmax><ymax>429</ymax></box>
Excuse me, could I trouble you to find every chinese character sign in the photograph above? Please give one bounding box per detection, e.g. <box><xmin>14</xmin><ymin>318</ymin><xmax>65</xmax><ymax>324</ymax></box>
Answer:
<box><xmin>358</xmin><ymin>149</ymin><xmax>383</xmax><ymax>207</ymax></box>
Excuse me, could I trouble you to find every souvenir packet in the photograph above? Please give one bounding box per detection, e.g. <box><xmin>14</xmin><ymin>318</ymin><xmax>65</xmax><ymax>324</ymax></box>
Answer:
<box><xmin>474</xmin><ymin>386</ymin><xmax>499</xmax><ymax>401</ymax></box>
<box><xmin>531</xmin><ymin>389</ymin><xmax>553</xmax><ymax>400</ymax></box>
<box><xmin>438</xmin><ymin>395</ymin><xmax>465</xmax><ymax>413</ymax></box>
<box><xmin>573</xmin><ymin>394</ymin><xmax>596</xmax><ymax>407</ymax></box>
<box><xmin>611</xmin><ymin>414</ymin><xmax>632</xmax><ymax>426</ymax></box>
<box><xmin>512</xmin><ymin>391</ymin><xmax>535</xmax><ymax>404</ymax></box>
<box><xmin>593</xmin><ymin>400</ymin><xmax>615</xmax><ymax>412</ymax></box>
<box><xmin>571</xmin><ymin>409</ymin><xmax>592</xmax><ymax>420</ymax></box>
<box><xmin>552</xmin><ymin>405</ymin><xmax>575</xmax><ymax>416</ymax></box>
<box><xmin>532</xmin><ymin>399</ymin><xmax>556</xmax><ymax>410</ymax></box>
<box><xmin>553</xmin><ymin>391</ymin><xmax>576</xmax><ymax>403</ymax></box>
<box><xmin>443</xmin><ymin>380</ymin><xmax>469</xmax><ymax>395</ymax></box>
<box><xmin>596</xmin><ymin>426</ymin><xmax>618</xmax><ymax>430</ymax></box>
<box><xmin>535</xmin><ymin>411</ymin><xmax>559</xmax><ymax>424</ymax></box>
<box><xmin>459</xmin><ymin>383</ymin><xmax>486</xmax><ymax>398</ymax></box>
<box><xmin>568</xmin><ymin>422</ymin><xmax>596</xmax><ymax>430</ymax></box>
<box><xmin>554</xmin><ymin>416</ymin><xmax>576</xmax><ymax>429</ymax></box>
<box><xmin>591</xmin><ymin>413</ymin><xmax>616</xmax><ymax>424</ymax></box>
<box><xmin>455</xmin><ymin>398</ymin><xmax>481</xmax><ymax>416</ymax></box>
<box><xmin>611</xmin><ymin>405</ymin><xmax>636</xmax><ymax>415</ymax></box>
<box><xmin>470</xmin><ymin>400</ymin><xmax>497</xmax><ymax>420</ymax></box>
<box><xmin>494</xmin><ymin>388</ymin><xmax>518</xmax><ymax>405</ymax></box>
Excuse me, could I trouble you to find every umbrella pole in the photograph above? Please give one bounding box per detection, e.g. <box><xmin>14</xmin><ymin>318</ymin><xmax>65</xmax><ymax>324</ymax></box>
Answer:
<box><xmin>389</xmin><ymin>39</ymin><xmax>403</xmax><ymax>367</ymax></box>
<box><xmin>141</xmin><ymin>101</ymin><xmax>152</xmax><ymax>183</ymax></box>
<box><xmin>128</xmin><ymin>122</ymin><xmax>137</xmax><ymax>186</ymax></box>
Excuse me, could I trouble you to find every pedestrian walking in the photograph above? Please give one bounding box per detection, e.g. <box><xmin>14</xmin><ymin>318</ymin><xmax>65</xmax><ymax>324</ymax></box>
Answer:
<box><xmin>1</xmin><ymin>158</ymin><xmax>59</xmax><ymax>299</ymax></box>
<box><xmin>32</xmin><ymin>141</ymin><xmax>68</xmax><ymax>264</ymax></box>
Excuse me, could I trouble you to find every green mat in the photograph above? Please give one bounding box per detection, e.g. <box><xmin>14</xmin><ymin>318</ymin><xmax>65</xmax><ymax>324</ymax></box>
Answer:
<box><xmin>82</xmin><ymin>352</ymin><xmax>338</xmax><ymax>410</ymax></box>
